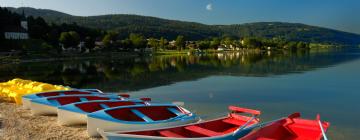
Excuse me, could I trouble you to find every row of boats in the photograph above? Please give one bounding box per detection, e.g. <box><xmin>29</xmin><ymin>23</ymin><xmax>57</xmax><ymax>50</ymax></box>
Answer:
<box><xmin>21</xmin><ymin>88</ymin><xmax>330</xmax><ymax>140</ymax></box>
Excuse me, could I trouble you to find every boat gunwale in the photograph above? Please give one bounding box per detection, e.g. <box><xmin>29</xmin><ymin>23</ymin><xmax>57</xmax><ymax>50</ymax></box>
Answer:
<box><xmin>30</xmin><ymin>94</ymin><xmax>121</xmax><ymax>106</ymax></box>
<box><xmin>22</xmin><ymin>89</ymin><xmax>103</xmax><ymax>100</ymax></box>
<box><xmin>58</xmin><ymin>99</ymin><xmax>146</xmax><ymax>114</ymax></box>
<box><xmin>88</xmin><ymin>104</ymin><xmax>197</xmax><ymax>124</ymax></box>
<box><xmin>98</xmin><ymin>115</ymin><xmax>240</xmax><ymax>139</ymax></box>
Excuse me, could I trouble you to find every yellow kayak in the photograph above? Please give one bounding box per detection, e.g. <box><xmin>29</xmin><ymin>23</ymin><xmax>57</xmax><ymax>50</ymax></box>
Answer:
<box><xmin>0</xmin><ymin>78</ymin><xmax>70</xmax><ymax>104</ymax></box>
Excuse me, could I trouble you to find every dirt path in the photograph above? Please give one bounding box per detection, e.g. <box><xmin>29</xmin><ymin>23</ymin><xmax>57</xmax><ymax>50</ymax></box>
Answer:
<box><xmin>0</xmin><ymin>98</ymin><xmax>101</xmax><ymax>140</ymax></box>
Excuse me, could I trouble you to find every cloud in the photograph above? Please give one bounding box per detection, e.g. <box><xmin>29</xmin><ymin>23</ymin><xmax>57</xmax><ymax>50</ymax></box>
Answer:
<box><xmin>206</xmin><ymin>3</ymin><xmax>212</xmax><ymax>11</ymax></box>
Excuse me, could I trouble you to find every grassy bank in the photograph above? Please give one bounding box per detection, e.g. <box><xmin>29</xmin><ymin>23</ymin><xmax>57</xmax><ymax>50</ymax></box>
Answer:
<box><xmin>0</xmin><ymin>45</ymin><xmax>348</xmax><ymax>64</ymax></box>
<box><xmin>154</xmin><ymin>48</ymin><xmax>274</xmax><ymax>56</ymax></box>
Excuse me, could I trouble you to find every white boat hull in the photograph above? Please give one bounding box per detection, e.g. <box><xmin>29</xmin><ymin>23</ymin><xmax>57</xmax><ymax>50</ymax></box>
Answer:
<box><xmin>30</xmin><ymin>102</ymin><xmax>57</xmax><ymax>116</ymax></box>
<box><xmin>57</xmin><ymin>108</ymin><xmax>87</xmax><ymax>125</ymax></box>
<box><xmin>87</xmin><ymin>117</ymin><xmax>198</xmax><ymax>137</ymax></box>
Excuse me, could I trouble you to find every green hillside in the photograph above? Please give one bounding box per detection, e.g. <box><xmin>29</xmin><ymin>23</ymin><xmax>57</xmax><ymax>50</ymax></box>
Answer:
<box><xmin>7</xmin><ymin>7</ymin><xmax>360</xmax><ymax>45</ymax></box>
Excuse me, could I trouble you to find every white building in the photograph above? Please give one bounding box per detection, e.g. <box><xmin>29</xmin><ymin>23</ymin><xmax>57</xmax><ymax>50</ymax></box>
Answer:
<box><xmin>4</xmin><ymin>18</ymin><xmax>29</xmax><ymax>40</ymax></box>
<box><xmin>4</xmin><ymin>32</ymin><xmax>29</xmax><ymax>40</ymax></box>
<box><xmin>169</xmin><ymin>40</ymin><xmax>176</xmax><ymax>46</ymax></box>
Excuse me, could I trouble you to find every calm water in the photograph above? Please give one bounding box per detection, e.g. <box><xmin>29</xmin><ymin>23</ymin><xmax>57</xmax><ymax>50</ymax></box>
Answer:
<box><xmin>1</xmin><ymin>49</ymin><xmax>360</xmax><ymax>139</ymax></box>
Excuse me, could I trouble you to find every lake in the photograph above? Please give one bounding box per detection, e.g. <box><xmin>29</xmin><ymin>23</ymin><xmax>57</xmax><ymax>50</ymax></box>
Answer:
<box><xmin>1</xmin><ymin>48</ymin><xmax>359</xmax><ymax>139</ymax></box>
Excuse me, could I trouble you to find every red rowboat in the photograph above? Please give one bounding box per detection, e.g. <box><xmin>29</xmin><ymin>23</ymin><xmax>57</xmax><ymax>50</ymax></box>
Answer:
<box><xmin>97</xmin><ymin>106</ymin><xmax>261</xmax><ymax>140</ymax></box>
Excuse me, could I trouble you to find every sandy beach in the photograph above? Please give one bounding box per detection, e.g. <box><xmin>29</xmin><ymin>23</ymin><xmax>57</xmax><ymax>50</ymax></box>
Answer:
<box><xmin>0</xmin><ymin>98</ymin><xmax>101</xmax><ymax>140</ymax></box>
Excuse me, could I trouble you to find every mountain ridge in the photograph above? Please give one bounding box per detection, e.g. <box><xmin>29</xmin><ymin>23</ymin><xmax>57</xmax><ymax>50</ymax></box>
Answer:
<box><xmin>6</xmin><ymin>7</ymin><xmax>360</xmax><ymax>45</ymax></box>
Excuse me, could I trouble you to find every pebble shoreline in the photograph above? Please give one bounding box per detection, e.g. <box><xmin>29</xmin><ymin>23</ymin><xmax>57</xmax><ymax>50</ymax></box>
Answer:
<box><xmin>0</xmin><ymin>98</ymin><xmax>100</xmax><ymax>140</ymax></box>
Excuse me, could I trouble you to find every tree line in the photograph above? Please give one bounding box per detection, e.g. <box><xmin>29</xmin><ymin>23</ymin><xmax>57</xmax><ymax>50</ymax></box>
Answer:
<box><xmin>1</xmin><ymin>7</ymin><xmax>311</xmax><ymax>53</ymax></box>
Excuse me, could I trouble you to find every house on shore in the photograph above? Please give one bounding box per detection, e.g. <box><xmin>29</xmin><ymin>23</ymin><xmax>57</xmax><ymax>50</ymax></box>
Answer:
<box><xmin>169</xmin><ymin>40</ymin><xmax>176</xmax><ymax>46</ymax></box>
<box><xmin>4</xmin><ymin>26</ymin><xmax>29</xmax><ymax>40</ymax></box>
<box><xmin>4</xmin><ymin>13</ymin><xmax>29</xmax><ymax>40</ymax></box>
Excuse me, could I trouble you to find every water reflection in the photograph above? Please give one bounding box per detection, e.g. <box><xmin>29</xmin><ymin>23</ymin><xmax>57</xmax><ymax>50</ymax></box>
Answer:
<box><xmin>0</xmin><ymin>49</ymin><xmax>359</xmax><ymax>91</ymax></box>
<box><xmin>1</xmin><ymin>49</ymin><xmax>360</xmax><ymax>139</ymax></box>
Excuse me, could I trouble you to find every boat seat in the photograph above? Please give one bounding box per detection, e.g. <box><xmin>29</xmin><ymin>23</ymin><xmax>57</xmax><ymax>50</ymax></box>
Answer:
<box><xmin>168</xmin><ymin>108</ymin><xmax>183</xmax><ymax>116</ymax></box>
<box><xmin>159</xmin><ymin>130</ymin><xmax>186</xmax><ymax>138</ymax></box>
<box><xmin>184</xmin><ymin>126</ymin><xmax>221</xmax><ymax>137</ymax></box>
<box><xmin>222</xmin><ymin>118</ymin><xmax>245</xmax><ymax>126</ymax></box>
<box><xmin>59</xmin><ymin>93</ymin><xmax>65</xmax><ymax>96</ymax></box>
<box><xmin>99</xmin><ymin>104</ymin><xmax>109</xmax><ymax>109</ymax></box>
<box><xmin>131</xmin><ymin>109</ymin><xmax>154</xmax><ymax>122</ymax></box>
<box><xmin>79</xmin><ymin>97</ymin><xmax>88</xmax><ymax>102</ymax></box>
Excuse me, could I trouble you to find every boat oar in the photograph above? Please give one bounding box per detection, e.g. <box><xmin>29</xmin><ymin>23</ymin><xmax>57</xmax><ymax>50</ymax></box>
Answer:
<box><xmin>232</xmin><ymin>117</ymin><xmax>285</xmax><ymax>138</ymax></box>
<box><xmin>233</xmin><ymin>115</ymin><xmax>257</xmax><ymax>135</ymax></box>
<box><xmin>172</xmin><ymin>101</ymin><xmax>184</xmax><ymax>106</ymax></box>
<box><xmin>317</xmin><ymin>114</ymin><xmax>329</xmax><ymax>140</ymax></box>
<box><xmin>231</xmin><ymin>107</ymin><xmax>262</xmax><ymax>132</ymax></box>
<box><xmin>229</xmin><ymin>106</ymin><xmax>261</xmax><ymax>138</ymax></box>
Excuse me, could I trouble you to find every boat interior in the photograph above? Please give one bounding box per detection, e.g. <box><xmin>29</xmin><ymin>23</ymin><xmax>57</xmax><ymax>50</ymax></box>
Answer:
<box><xmin>123</xmin><ymin>113</ymin><xmax>257</xmax><ymax>138</ymax></box>
<box><xmin>75</xmin><ymin>101</ymin><xmax>145</xmax><ymax>113</ymax></box>
<box><xmin>106</xmin><ymin>106</ymin><xmax>187</xmax><ymax>122</ymax></box>
<box><xmin>49</xmin><ymin>96</ymin><xmax>112</xmax><ymax>105</ymax></box>
<box><xmin>241</xmin><ymin>118</ymin><xmax>329</xmax><ymax>140</ymax></box>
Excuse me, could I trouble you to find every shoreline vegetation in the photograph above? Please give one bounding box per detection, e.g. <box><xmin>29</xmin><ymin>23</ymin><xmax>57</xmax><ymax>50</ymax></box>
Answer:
<box><xmin>0</xmin><ymin>46</ymin><xmax>344</xmax><ymax>64</ymax></box>
<box><xmin>1</xmin><ymin>7</ymin><xmax>355</xmax><ymax>65</ymax></box>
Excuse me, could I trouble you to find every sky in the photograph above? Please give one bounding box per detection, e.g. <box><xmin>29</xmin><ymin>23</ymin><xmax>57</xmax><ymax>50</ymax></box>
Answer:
<box><xmin>1</xmin><ymin>0</ymin><xmax>360</xmax><ymax>34</ymax></box>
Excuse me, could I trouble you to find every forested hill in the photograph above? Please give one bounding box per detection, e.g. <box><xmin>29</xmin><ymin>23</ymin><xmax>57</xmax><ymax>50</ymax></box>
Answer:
<box><xmin>6</xmin><ymin>7</ymin><xmax>72</xmax><ymax>19</ymax></box>
<box><xmin>217</xmin><ymin>23</ymin><xmax>360</xmax><ymax>45</ymax></box>
<box><xmin>7</xmin><ymin>7</ymin><xmax>360</xmax><ymax>45</ymax></box>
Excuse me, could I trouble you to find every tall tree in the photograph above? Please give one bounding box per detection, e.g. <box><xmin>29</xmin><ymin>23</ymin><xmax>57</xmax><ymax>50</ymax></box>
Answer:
<box><xmin>28</xmin><ymin>16</ymin><xmax>49</xmax><ymax>39</ymax></box>
<box><xmin>197</xmin><ymin>40</ymin><xmax>211</xmax><ymax>50</ymax></box>
<box><xmin>59</xmin><ymin>31</ymin><xmax>80</xmax><ymax>49</ymax></box>
<box><xmin>210</xmin><ymin>37</ymin><xmax>221</xmax><ymax>49</ymax></box>
<box><xmin>175</xmin><ymin>35</ymin><xmax>185</xmax><ymax>50</ymax></box>
<box><xmin>119</xmin><ymin>39</ymin><xmax>132</xmax><ymax>49</ymax></box>
<box><xmin>159</xmin><ymin>37</ymin><xmax>168</xmax><ymax>50</ymax></box>
<box><xmin>129</xmin><ymin>33</ymin><xmax>147</xmax><ymax>48</ymax></box>
<box><xmin>102</xmin><ymin>31</ymin><xmax>118</xmax><ymax>47</ymax></box>
<box><xmin>84</xmin><ymin>36</ymin><xmax>95</xmax><ymax>51</ymax></box>
<box><xmin>222</xmin><ymin>37</ymin><xmax>234</xmax><ymax>46</ymax></box>
<box><xmin>147</xmin><ymin>38</ymin><xmax>159</xmax><ymax>51</ymax></box>
<box><xmin>243</xmin><ymin>38</ymin><xmax>262</xmax><ymax>48</ymax></box>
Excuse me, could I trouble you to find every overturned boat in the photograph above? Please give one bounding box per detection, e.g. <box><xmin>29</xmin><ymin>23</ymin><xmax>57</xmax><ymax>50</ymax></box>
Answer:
<box><xmin>87</xmin><ymin>104</ymin><xmax>199</xmax><ymax>137</ymax></box>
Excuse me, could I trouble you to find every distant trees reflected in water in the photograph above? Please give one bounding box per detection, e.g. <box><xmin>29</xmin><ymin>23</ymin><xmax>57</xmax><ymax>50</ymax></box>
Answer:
<box><xmin>0</xmin><ymin>49</ymin><xmax>358</xmax><ymax>91</ymax></box>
